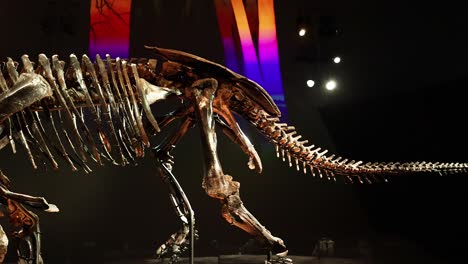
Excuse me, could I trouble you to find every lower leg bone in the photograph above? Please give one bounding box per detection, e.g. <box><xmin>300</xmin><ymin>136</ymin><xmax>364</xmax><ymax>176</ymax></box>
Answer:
<box><xmin>204</xmin><ymin>175</ymin><xmax>287</xmax><ymax>254</ymax></box>
<box><xmin>191</xmin><ymin>79</ymin><xmax>287</xmax><ymax>255</ymax></box>
<box><xmin>153</xmin><ymin>118</ymin><xmax>196</xmax><ymax>262</ymax></box>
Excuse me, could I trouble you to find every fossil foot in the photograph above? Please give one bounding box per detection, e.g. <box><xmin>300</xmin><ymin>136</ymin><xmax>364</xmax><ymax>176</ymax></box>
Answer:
<box><xmin>239</xmin><ymin>237</ymin><xmax>288</xmax><ymax>256</ymax></box>
<box><xmin>155</xmin><ymin>229</ymin><xmax>198</xmax><ymax>263</ymax></box>
<box><xmin>266</xmin><ymin>255</ymin><xmax>294</xmax><ymax>264</ymax></box>
<box><xmin>266</xmin><ymin>240</ymin><xmax>292</xmax><ymax>264</ymax></box>
<box><xmin>270</xmin><ymin>238</ymin><xmax>288</xmax><ymax>256</ymax></box>
<box><xmin>156</xmin><ymin>243</ymin><xmax>185</xmax><ymax>264</ymax></box>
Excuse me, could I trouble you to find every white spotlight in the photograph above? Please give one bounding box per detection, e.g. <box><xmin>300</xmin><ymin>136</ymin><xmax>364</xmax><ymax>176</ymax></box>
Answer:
<box><xmin>325</xmin><ymin>80</ymin><xmax>337</xmax><ymax>91</ymax></box>
<box><xmin>306</xmin><ymin>80</ymin><xmax>315</xmax><ymax>87</ymax></box>
<box><xmin>333</xmin><ymin>56</ymin><xmax>341</xmax><ymax>63</ymax></box>
<box><xmin>298</xmin><ymin>28</ymin><xmax>306</xmax><ymax>37</ymax></box>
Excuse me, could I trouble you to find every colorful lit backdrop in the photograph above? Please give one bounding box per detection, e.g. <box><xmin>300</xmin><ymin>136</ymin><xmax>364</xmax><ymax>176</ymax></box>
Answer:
<box><xmin>89</xmin><ymin>0</ymin><xmax>287</xmax><ymax>117</ymax></box>
<box><xmin>214</xmin><ymin>0</ymin><xmax>287</xmax><ymax>118</ymax></box>
<box><xmin>89</xmin><ymin>0</ymin><xmax>132</xmax><ymax>58</ymax></box>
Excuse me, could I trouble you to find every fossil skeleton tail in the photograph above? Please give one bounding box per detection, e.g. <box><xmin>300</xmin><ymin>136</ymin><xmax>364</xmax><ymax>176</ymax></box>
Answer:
<box><xmin>250</xmin><ymin>110</ymin><xmax>468</xmax><ymax>183</ymax></box>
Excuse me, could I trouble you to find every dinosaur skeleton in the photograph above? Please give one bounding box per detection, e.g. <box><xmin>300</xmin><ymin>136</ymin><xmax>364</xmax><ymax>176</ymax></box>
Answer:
<box><xmin>0</xmin><ymin>46</ymin><xmax>466</xmax><ymax>263</ymax></box>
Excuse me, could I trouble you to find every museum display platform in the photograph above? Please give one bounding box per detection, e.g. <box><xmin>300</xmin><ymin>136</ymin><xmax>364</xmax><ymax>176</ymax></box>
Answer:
<box><xmin>104</xmin><ymin>255</ymin><xmax>361</xmax><ymax>264</ymax></box>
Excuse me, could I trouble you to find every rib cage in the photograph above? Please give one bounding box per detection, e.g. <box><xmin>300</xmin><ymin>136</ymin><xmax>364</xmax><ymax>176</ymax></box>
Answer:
<box><xmin>250</xmin><ymin>110</ymin><xmax>468</xmax><ymax>183</ymax></box>
<box><xmin>0</xmin><ymin>53</ymin><xmax>160</xmax><ymax>172</ymax></box>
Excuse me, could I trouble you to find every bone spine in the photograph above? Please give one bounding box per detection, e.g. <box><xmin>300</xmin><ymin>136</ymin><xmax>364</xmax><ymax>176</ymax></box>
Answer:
<box><xmin>250</xmin><ymin>109</ymin><xmax>468</xmax><ymax>183</ymax></box>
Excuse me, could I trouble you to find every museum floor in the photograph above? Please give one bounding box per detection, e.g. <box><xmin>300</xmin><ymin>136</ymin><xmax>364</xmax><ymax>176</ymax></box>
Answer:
<box><xmin>89</xmin><ymin>255</ymin><xmax>360</xmax><ymax>264</ymax></box>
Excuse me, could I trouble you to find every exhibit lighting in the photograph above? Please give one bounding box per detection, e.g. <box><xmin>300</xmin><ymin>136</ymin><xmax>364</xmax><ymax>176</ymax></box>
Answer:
<box><xmin>296</xmin><ymin>15</ymin><xmax>310</xmax><ymax>38</ymax></box>
<box><xmin>307</xmin><ymin>80</ymin><xmax>315</xmax><ymax>87</ymax></box>
<box><xmin>230</xmin><ymin>0</ymin><xmax>262</xmax><ymax>82</ymax></box>
<box><xmin>298</xmin><ymin>28</ymin><xmax>307</xmax><ymax>36</ymax></box>
<box><xmin>326</xmin><ymin>80</ymin><xmax>337</xmax><ymax>90</ymax></box>
<box><xmin>257</xmin><ymin>0</ymin><xmax>286</xmax><ymax>109</ymax></box>
<box><xmin>89</xmin><ymin>0</ymin><xmax>132</xmax><ymax>58</ymax></box>
<box><xmin>214</xmin><ymin>0</ymin><xmax>241</xmax><ymax>73</ymax></box>
<box><xmin>215</xmin><ymin>0</ymin><xmax>287</xmax><ymax>117</ymax></box>
<box><xmin>333</xmin><ymin>56</ymin><xmax>341</xmax><ymax>63</ymax></box>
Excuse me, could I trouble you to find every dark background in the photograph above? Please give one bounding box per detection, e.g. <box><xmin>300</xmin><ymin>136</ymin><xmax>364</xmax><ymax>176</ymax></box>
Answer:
<box><xmin>1</xmin><ymin>0</ymin><xmax>467</xmax><ymax>263</ymax></box>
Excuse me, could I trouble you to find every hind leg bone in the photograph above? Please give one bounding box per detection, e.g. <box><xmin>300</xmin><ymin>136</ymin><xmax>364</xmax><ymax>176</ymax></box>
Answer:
<box><xmin>190</xmin><ymin>78</ymin><xmax>287</xmax><ymax>256</ymax></box>
<box><xmin>153</xmin><ymin>117</ymin><xmax>196</xmax><ymax>263</ymax></box>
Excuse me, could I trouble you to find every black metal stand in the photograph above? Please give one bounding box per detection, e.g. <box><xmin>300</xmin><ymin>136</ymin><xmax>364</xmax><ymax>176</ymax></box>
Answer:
<box><xmin>156</xmin><ymin>160</ymin><xmax>195</xmax><ymax>264</ymax></box>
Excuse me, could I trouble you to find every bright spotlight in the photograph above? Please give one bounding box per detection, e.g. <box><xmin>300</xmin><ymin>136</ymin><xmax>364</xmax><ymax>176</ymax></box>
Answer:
<box><xmin>306</xmin><ymin>80</ymin><xmax>315</xmax><ymax>87</ymax></box>
<box><xmin>298</xmin><ymin>28</ymin><xmax>306</xmax><ymax>36</ymax></box>
<box><xmin>325</xmin><ymin>80</ymin><xmax>337</xmax><ymax>91</ymax></box>
<box><xmin>333</xmin><ymin>56</ymin><xmax>341</xmax><ymax>63</ymax></box>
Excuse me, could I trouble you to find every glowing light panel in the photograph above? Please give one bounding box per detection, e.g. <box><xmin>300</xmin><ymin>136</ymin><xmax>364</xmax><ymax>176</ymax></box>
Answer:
<box><xmin>258</xmin><ymin>0</ymin><xmax>285</xmax><ymax>107</ymax></box>
<box><xmin>89</xmin><ymin>0</ymin><xmax>132</xmax><ymax>58</ymax></box>
<box><xmin>214</xmin><ymin>0</ymin><xmax>241</xmax><ymax>73</ymax></box>
<box><xmin>230</xmin><ymin>0</ymin><xmax>263</xmax><ymax>83</ymax></box>
<box><xmin>215</xmin><ymin>0</ymin><xmax>287</xmax><ymax>117</ymax></box>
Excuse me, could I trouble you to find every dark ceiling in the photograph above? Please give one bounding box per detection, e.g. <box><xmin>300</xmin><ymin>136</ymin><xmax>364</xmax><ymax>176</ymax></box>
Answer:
<box><xmin>0</xmin><ymin>1</ymin><xmax>467</xmax><ymax>263</ymax></box>
<box><xmin>282</xmin><ymin>0</ymin><xmax>468</xmax><ymax>104</ymax></box>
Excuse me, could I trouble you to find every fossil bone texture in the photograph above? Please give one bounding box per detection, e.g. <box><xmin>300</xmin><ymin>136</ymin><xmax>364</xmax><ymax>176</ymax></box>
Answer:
<box><xmin>0</xmin><ymin>46</ymin><xmax>466</xmax><ymax>263</ymax></box>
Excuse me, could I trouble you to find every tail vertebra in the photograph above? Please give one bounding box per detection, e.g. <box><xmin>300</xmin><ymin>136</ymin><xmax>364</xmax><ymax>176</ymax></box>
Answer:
<box><xmin>250</xmin><ymin>110</ymin><xmax>468</xmax><ymax>183</ymax></box>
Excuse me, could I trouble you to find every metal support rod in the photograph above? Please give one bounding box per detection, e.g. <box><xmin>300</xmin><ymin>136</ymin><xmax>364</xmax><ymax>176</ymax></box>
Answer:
<box><xmin>156</xmin><ymin>160</ymin><xmax>195</xmax><ymax>264</ymax></box>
